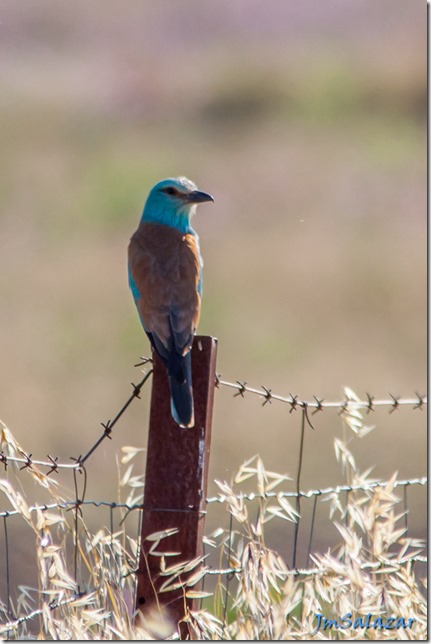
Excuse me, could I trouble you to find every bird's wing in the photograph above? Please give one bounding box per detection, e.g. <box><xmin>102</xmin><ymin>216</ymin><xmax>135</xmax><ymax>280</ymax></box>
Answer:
<box><xmin>128</xmin><ymin>222</ymin><xmax>201</xmax><ymax>358</ymax></box>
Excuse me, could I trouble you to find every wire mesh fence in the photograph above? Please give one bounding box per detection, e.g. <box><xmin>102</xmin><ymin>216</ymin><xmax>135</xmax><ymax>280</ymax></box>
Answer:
<box><xmin>0</xmin><ymin>357</ymin><xmax>427</xmax><ymax>639</ymax></box>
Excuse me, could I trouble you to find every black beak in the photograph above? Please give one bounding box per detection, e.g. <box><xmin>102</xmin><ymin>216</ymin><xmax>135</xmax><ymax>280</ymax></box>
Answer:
<box><xmin>186</xmin><ymin>189</ymin><xmax>214</xmax><ymax>204</ymax></box>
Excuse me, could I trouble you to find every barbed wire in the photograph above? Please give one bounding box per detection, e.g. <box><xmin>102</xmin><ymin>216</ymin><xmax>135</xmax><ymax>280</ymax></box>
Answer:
<box><xmin>0</xmin><ymin>366</ymin><xmax>153</xmax><ymax>474</ymax></box>
<box><xmin>215</xmin><ymin>376</ymin><xmax>427</xmax><ymax>414</ymax></box>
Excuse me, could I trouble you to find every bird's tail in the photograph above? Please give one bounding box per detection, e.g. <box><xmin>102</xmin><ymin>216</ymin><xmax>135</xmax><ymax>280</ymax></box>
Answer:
<box><xmin>167</xmin><ymin>351</ymin><xmax>194</xmax><ymax>428</ymax></box>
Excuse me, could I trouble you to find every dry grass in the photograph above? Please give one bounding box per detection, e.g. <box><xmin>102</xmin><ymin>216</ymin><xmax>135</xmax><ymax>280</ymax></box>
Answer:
<box><xmin>0</xmin><ymin>387</ymin><xmax>426</xmax><ymax>640</ymax></box>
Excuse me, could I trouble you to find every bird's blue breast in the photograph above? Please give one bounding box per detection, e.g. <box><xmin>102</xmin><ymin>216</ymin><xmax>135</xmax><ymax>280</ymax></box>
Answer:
<box><xmin>197</xmin><ymin>269</ymin><xmax>203</xmax><ymax>297</ymax></box>
<box><xmin>128</xmin><ymin>265</ymin><xmax>140</xmax><ymax>301</ymax></box>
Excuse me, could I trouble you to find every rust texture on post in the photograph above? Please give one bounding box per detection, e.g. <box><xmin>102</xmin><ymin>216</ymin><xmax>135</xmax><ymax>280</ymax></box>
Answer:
<box><xmin>135</xmin><ymin>335</ymin><xmax>217</xmax><ymax>635</ymax></box>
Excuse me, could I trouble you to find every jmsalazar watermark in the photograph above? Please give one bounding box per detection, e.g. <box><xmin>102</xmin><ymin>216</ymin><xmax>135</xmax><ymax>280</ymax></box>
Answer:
<box><xmin>311</xmin><ymin>612</ymin><xmax>416</xmax><ymax>636</ymax></box>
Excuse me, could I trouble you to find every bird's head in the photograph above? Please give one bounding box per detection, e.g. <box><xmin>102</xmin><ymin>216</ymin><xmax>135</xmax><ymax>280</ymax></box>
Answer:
<box><xmin>142</xmin><ymin>177</ymin><xmax>214</xmax><ymax>231</ymax></box>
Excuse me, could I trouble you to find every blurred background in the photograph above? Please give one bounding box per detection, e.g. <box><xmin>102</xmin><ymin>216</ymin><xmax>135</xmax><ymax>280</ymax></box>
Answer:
<box><xmin>0</xmin><ymin>0</ymin><xmax>426</xmax><ymax>595</ymax></box>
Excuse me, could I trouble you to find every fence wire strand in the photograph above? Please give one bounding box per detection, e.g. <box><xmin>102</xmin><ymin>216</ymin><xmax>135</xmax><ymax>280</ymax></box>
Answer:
<box><xmin>215</xmin><ymin>375</ymin><xmax>426</xmax><ymax>413</ymax></box>
<box><xmin>205</xmin><ymin>476</ymin><xmax>427</xmax><ymax>505</ymax></box>
<box><xmin>292</xmin><ymin>406</ymin><xmax>307</xmax><ymax>568</ymax></box>
<box><xmin>0</xmin><ymin>476</ymin><xmax>426</xmax><ymax>520</ymax></box>
<box><xmin>0</xmin><ymin>591</ymin><xmax>88</xmax><ymax>635</ymax></box>
<box><xmin>204</xmin><ymin>554</ymin><xmax>428</xmax><ymax>579</ymax></box>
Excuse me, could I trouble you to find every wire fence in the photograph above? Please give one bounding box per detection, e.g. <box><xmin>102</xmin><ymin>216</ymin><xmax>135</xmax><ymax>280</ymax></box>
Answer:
<box><xmin>0</xmin><ymin>357</ymin><xmax>427</xmax><ymax>637</ymax></box>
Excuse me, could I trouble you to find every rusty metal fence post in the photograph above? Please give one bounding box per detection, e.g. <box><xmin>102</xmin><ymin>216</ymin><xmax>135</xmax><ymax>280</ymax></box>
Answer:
<box><xmin>135</xmin><ymin>336</ymin><xmax>217</xmax><ymax>637</ymax></box>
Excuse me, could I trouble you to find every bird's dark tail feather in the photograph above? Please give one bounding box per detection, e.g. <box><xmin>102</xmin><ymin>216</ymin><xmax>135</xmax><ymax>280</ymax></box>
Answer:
<box><xmin>167</xmin><ymin>351</ymin><xmax>194</xmax><ymax>428</ymax></box>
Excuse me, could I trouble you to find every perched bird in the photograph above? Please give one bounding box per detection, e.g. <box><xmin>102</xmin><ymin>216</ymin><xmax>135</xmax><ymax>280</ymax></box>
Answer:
<box><xmin>128</xmin><ymin>177</ymin><xmax>214</xmax><ymax>428</ymax></box>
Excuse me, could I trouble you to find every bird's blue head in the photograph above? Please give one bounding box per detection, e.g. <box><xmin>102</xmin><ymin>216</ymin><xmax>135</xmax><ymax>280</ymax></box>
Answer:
<box><xmin>141</xmin><ymin>177</ymin><xmax>214</xmax><ymax>233</ymax></box>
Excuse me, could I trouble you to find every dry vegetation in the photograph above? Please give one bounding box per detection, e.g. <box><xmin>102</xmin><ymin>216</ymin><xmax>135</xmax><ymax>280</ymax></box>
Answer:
<box><xmin>0</xmin><ymin>388</ymin><xmax>426</xmax><ymax>640</ymax></box>
<box><xmin>0</xmin><ymin>5</ymin><xmax>426</xmax><ymax>599</ymax></box>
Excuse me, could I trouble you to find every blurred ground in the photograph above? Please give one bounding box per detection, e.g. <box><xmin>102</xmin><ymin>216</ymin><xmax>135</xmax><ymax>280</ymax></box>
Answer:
<box><xmin>0</xmin><ymin>0</ymin><xmax>426</xmax><ymax>597</ymax></box>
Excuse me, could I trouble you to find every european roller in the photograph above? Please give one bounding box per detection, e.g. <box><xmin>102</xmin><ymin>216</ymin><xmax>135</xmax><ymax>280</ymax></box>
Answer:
<box><xmin>128</xmin><ymin>177</ymin><xmax>214</xmax><ymax>428</ymax></box>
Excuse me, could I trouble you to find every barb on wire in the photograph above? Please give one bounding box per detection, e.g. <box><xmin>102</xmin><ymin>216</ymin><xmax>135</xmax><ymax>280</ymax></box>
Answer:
<box><xmin>78</xmin><ymin>368</ymin><xmax>153</xmax><ymax>466</ymax></box>
<box><xmin>0</xmin><ymin>453</ymin><xmax>7</xmax><ymax>471</ymax></box>
<box><xmin>134</xmin><ymin>356</ymin><xmax>153</xmax><ymax>368</ymax></box>
<box><xmin>46</xmin><ymin>455</ymin><xmax>59</xmax><ymax>476</ymax></box>
<box><xmin>365</xmin><ymin>392</ymin><xmax>375</xmax><ymax>413</ymax></box>
<box><xmin>19</xmin><ymin>453</ymin><xmax>32</xmax><ymax>471</ymax></box>
<box><xmin>216</xmin><ymin>376</ymin><xmax>427</xmax><ymax>413</ymax></box>
<box><xmin>413</xmin><ymin>391</ymin><xmax>426</xmax><ymax>410</ymax></box>
<box><xmin>312</xmin><ymin>396</ymin><xmax>324</xmax><ymax>415</ymax></box>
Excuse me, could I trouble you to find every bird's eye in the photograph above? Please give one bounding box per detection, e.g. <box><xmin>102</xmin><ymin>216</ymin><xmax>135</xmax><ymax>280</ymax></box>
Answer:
<box><xmin>164</xmin><ymin>187</ymin><xmax>177</xmax><ymax>196</ymax></box>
